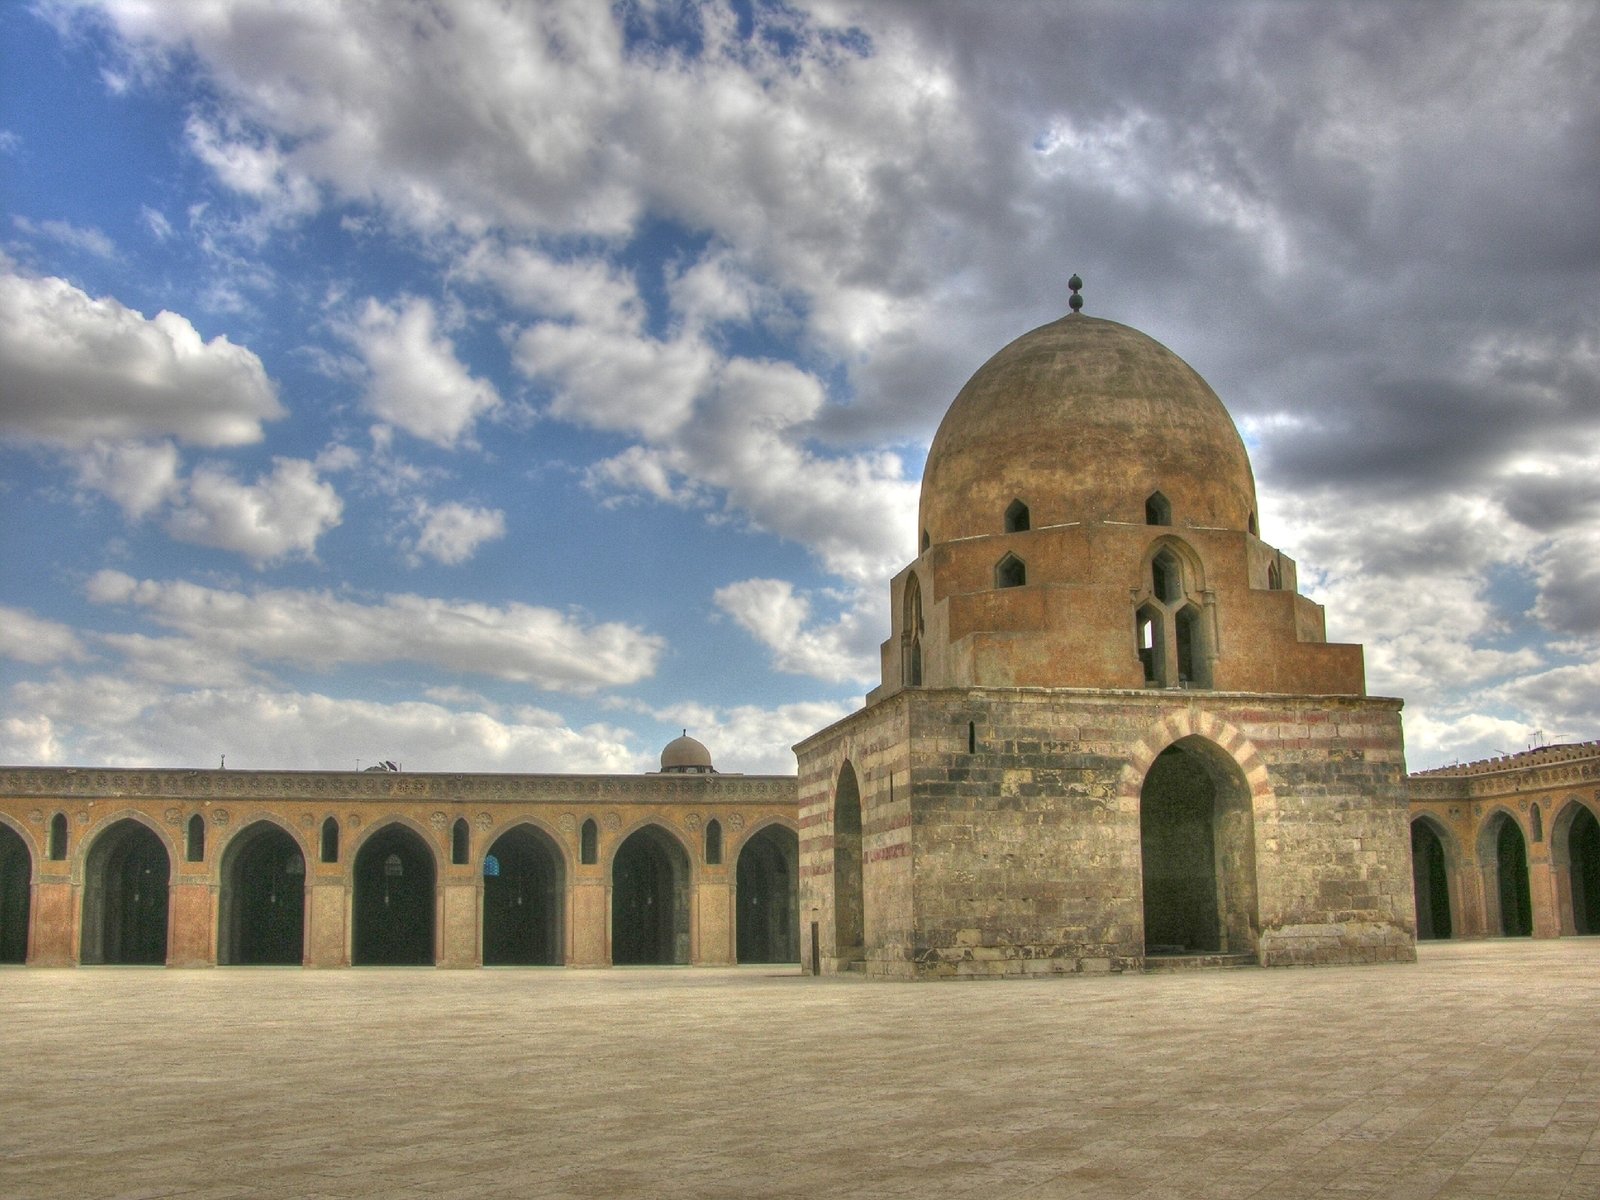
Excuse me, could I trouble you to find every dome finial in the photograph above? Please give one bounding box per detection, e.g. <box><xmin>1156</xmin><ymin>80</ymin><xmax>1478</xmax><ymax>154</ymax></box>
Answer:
<box><xmin>1068</xmin><ymin>273</ymin><xmax>1084</xmax><ymax>313</ymax></box>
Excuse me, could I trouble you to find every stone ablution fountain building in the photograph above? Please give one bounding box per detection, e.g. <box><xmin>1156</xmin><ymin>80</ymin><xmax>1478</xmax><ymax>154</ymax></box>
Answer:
<box><xmin>2</xmin><ymin>285</ymin><xmax>1596</xmax><ymax>972</ymax></box>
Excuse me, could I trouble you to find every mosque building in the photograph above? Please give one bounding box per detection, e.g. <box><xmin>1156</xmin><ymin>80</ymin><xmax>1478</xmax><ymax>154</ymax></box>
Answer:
<box><xmin>0</xmin><ymin>282</ymin><xmax>1595</xmax><ymax>971</ymax></box>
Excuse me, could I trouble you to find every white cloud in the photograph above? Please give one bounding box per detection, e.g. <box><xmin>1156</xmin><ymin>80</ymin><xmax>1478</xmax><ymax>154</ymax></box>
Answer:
<box><xmin>12</xmin><ymin>215</ymin><xmax>117</xmax><ymax>258</ymax></box>
<box><xmin>404</xmin><ymin>499</ymin><xmax>506</xmax><ymax>566</ymax></box>
<box><xmin>347</xmin><ymin>296</ymin><xmax>502</xmax><ymax>447</ymax></box>
<box><xmin>456</xmin><ymin>241</ymin><xmax>641</xmax><ymax>327</ymax></box>
<box><xmin>620</xmin><ymin>697</ymin><xmax>851</xmax><ymax>776</ymax></box>
<box><xmin>87</xmin><ymin>570</ymin><xmax>663</xmax><ymax>694</ymax></box>
<box><xmin>0</xmin><ymin>607</ymin><xmax>89</xmax><ymax>665</ymax></box>
<box><xmin>0</xmin><ymin>674</ymin><xmax>649</xmax><ymax>772</ymax></box>
<box><xmin>164</xmin><ymin>457</ymin><xmax>343</xmax><ymax>564</ymax></box>
<box><xmin>186</xmin><ymin>115</ymin><xmax>320</xmax><ymax>225</ymax></box>
<box><xmin>71</xmin><ymin>439</ymin><xmax>182</xmax><ymax>520</ymax></box>
<box><xmin>713</xmin><ymin>578</ymin><xmax>878</xmax><ymax>685</ymax></box>
<box><xmin>0</xmin><ymin>267</ymin><xmax>283</xmax><ymax>448</ymax></box>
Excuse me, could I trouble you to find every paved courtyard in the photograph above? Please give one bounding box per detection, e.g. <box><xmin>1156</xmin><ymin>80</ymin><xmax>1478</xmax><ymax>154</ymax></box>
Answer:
<box><xmin>1</xmin><ymin>940</ymin><xmax>1596</xmax><ymax>1200</ymax></box>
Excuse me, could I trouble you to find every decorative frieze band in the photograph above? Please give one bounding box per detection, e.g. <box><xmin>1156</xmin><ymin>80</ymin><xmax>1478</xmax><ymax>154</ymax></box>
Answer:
<box><xmin>0</xmin><ymin>766</ymin><xmax>797</xmax><ymax>805</ymax></box>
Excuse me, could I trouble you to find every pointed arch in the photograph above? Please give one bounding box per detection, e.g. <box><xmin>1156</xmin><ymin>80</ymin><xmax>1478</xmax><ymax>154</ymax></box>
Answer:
<box><xmin>995</xmin><ymin>552</ymin><xmax>1026</xmax><ymax>589</ymax></box>
<box><xmin>0</xmin><ymin>819</ymin><xmax>32</xmax><ymax>963</ymax></box>
<box><xmin>609</xmin><ymin>822</ymin><xmax>691</xmax><ymax>964</ymax></box>
<box><xmin>482</xmin><ymin>822</ymin><xmax>565</xmax><ymax>965</ymax></box>
<box><xmin>351</xmin><ymin>821</ymin><xmax>437</xmax><ymax>965</ymax></box>
<box><xmin>832</xmin><ymin>760</ymin><xmax>865</xmax><ymax>963</ymax></box>
<box><xmin>1410</xmin><ymin>815</ymin><xmax>1457</xmax><ymax>939</ymax></box>
<box><xmin>1004</xmin><ymin>498</ymin><xmax>1030</xmax><ymax>533</ymax></box>
<box><xmin>1477</xmin><ymin>810</ymin><xmax>1532</xmax><ymax>937</ymax></box>
<box><xmin>902</xmin><ymin>572</ymin><xmax>924</xmax><ymax>687</ymax></box>
<box><xmin>81</xmin><ymin>816</ymin><xmax>173</xmax><ymax>965</ymax></box>
<box><xmin>1145</xmin><ymin>491</ymin><xmax>1171</xmax><ymax>526</ymax></box>
<box><xmin>736</xmin><ymin>822</ymin><xmax>799</xmax><ymax>963</ymax></box>
<box><xmin>1551</xmin><ymin>798</ymin><xmax>1600</xmax><ymax>935</ymax></box>
<box><xmin>218</xmin><ymin>818</ymin><xmax>307</xmax><ymax>965</ymax></box>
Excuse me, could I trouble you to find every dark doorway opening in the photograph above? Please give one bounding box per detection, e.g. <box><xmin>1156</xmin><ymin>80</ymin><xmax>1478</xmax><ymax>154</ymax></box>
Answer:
<box><xmin>219</xmin><ymin>823</ymin><xmax>305</xmax><ymax>965</ymax></box>
<box><xmin>1411</xmin><ymin>820</ymin><xmax>1453</xmax><ymax>939</ymax></box>
<box><xmin>353</xmin><ymin>825</ymin><xmax>436</xmax><ymax>965</ymax></box>
<box><xmin>82</xmin><ymin>820</ymin><xmax>170</xmax><ymax>965</ymax></box>
<box><xmin>1140</xmin><ymin>740</ymin><xmax>1257</xmax><ymax>957</ymax></box>
<box><xmin>1562</xmin><ymin>805</ymin><xmax>1600</xmax><ymax>935</ymax></box>
<box><xmin>0</xmin><ymin>824</ymin><xmax>31</xmax><ymax>963</ymax></box>
<box><xmin>611</xmin><ymin>825</ymin><xmax>690</xmax><ymax>964</ymax></box>
<box><xmin>833</xmin><ymin>762</ymin><xmax>864</xmax><ymax>961</ymax></box>
<box><xmin>737</xmin><ymin>825</ymin><xmax>799</xmax><ymax>963</ymax></box>
<box><xmin>483</xmin><ymin>825</ymin><xmax>564</xmax><ymax>965</ymax></box>
<box><xmin>1495</xmin><ymin>816</ymin><xmax>1533</xmax><ymax>937</ymax></box>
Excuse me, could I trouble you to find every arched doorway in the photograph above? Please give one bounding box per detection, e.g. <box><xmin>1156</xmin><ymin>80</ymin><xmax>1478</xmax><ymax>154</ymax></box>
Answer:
<box><xmin>610</xmin><ymin>825</ymin><xmax>690</xmax><ymax>965</ymax></box>
<box><xmin>81</xmin><ymin>819</ymin><xmax>170</xmax><ymax>965</ymax></box>
<box><xmin>833</xmin><ymin>761</ymin><xmax>864</xmax><ymax>962</ymax></box>
<box><xmin>483</xmin><ymin>825</ymin><xmax>565</xmax><ymax>965</ymax></box>
<box><xmin>1411</xmin><ymin>819</ymin><xmax>1453</xmax><ymax>940</ymax></box>
<box><xmin>0</xmin><ymin>824</ymin><xmax>31</xmax><ymax>963</ymax></box>
<box><xmin>219</xmin><ymin>822</ymin><xmax>305</xmax><ymax>965</ymax></box>
<box><xmin>1481</xmin><ymin>813</ymin><xmax>1532</xmax><ymax>937</ymax></box>
<box><xmin>1554</xmin><ymin>802</ymin><xmax>1600</xmax><ymax>935</ymax></box>
<box><xmin>736</xmin><ymin>824</ymin><xmax>799</xmax><ymax>963</ymax></box>
<box><xmin>352</xmin><ymin>825</ymin><xmax>436</xmax><ymax>965</ymax></box>
<box><xmin>1139</xmin><ymin>739</ymin><xmax>1258</xmax><ymax>957</ymax></box>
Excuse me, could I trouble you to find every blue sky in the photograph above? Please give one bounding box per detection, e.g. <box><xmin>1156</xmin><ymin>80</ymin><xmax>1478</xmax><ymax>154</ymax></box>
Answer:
<box><xmin>2</xmin><ymin>1</ymin><xmax>1597</xmax><ymax>774</ymax></box>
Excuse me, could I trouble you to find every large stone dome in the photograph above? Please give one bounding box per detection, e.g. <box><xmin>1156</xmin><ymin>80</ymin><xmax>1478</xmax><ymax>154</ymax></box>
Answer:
<box><xmin>919</xmin><ymin>314</ymin><xmax>1258</xmax><ymax>545</ymax></box>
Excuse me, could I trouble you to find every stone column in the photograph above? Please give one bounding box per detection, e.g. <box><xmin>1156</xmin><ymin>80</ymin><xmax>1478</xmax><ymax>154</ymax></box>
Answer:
<box><xmin>570</xmin><ymin>877</ymin><xmax>608</xmax><ymax>966</ymax></box>
<box><xmin>28</xmin><ymin>877</ymin><xmax>76</xmax><ymax>966</ymax></box>
<box><xmin>305</xmin><ymin>881</ymin><xmax>348</xmax><ymax>967</ymax></box>
<box><xmin>439</xmin><ymin>880</ymin><xmax>481</xmax><ymax>967</ymax></box>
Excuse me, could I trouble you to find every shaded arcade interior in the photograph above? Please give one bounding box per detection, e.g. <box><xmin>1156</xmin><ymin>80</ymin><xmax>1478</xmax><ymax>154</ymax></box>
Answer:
<box><xmin>352</xmin><ymin>824</ymin><xmax>436</xmax><ymax>965</ymax></box>
<box><xmin>610</xmin><ymin>825</ymin><xmax>691</xmax><ymax>965</ymax></box>
<box><xmin>219</xmin><ymin>822</ymin><xmax>306</xmax><ymax>965</ymax></box>
<box><xmin>736</xmin><ymin>824</ymin><xmax>799</xmax><ymax>963</ymax></box>
<box><xmin>483</xmin><ymin>824</ymin><xmax>564</xmax><ymax>965</ymax></box>
<box><xmin>81</xmin><ymin>819</ymin><xmax>170</xmax><ymax>965</ymax></box>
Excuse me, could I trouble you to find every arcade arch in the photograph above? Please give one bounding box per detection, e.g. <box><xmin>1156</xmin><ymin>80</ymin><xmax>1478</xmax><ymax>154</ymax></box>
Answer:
<box><xmin>1552</xmin><ymin>800</ymin><xmax>1600</xmax><ymax>936</ymax></box>
<box><xmin>1479</xmin><ymin>811</ymin><xmax>1532</xmax><ymax>937</ymax></box>
<box><xmin>218</xmin><ymin>821</ymin><xmax>306</xmax><ymax>965</ymax></box>
<box><xmin>1139</xmin><ymin>737</ymin><xmax>1258</xmax><ymax>957</ymax></box>
<box><xmin>352</xmin><ymin>823</ymin><xmax>436</xmax><ymax>965</ymax></box>
<box><xmin>610</xmin><ymin>824</ymin><xmax>690</xmax><ymax>965</ymax></box>
<box><xmin>736</xmin><ymin>823</ymin><xmax>799</xmax><ymax>963</ymax></box>
<box><xmin>81</xmin><ymin>818</ymin><xmax>170</xmax><ymax>965</ymax></box>
<box><xmin>0</xmin><ymin>822</ymin><xmax>31</xmax><ymax>963</ymax></box>
<box><xmin>1410</xmin><ymin>817</ymin><xmax>1454</xmax><ymax>940</ymax></box>
<box><xmin>482</xmin><ymin>823</ymin><xmax>565</xmax><ymax>966</ymax></box>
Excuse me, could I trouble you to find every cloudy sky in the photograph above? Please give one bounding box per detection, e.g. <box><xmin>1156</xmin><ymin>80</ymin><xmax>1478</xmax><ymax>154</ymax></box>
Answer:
<box><xmin>1</xmin><ymin>1</ymin><xmax>1596</xmax><ymax>775</ymax></box>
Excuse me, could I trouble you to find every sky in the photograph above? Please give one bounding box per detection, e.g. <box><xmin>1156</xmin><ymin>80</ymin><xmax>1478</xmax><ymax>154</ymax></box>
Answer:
<box><xmin>1</xmin><ymin>1</ymin><xmax>1596</xmax><ymax>776</ymax></box>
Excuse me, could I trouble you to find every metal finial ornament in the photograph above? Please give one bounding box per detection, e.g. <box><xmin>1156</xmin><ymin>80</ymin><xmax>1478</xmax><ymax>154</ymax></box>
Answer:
<box><xmin>1068</xmin><ymin>273</ymin><xmax>1084</xmax><ymax>312</ymax></box>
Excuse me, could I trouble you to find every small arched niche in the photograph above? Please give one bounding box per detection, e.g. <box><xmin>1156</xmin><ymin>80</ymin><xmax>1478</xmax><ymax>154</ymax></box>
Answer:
<box><xmin>1004</xmin><ymin>499</ymin><xmax>1030</xmax><ymax>533</ymax></box>
<box><xmin>995</xmin><ymin>553</ymin><xmax>1026</xmax><ymax>589</ymax></box>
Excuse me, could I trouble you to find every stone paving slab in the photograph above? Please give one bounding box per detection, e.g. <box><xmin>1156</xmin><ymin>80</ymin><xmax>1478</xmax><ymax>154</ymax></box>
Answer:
<box><xmin>0</xmin><ymin>940</ymin><xmax>1596</xmax><ymax>1199</ymax></box>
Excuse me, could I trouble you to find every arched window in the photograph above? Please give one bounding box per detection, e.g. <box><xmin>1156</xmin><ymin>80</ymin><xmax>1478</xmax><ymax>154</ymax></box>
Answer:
<box><xmin>1004</xmin><ymin>499</ymin><xmax>1030</xmax><ymax>533</ymax></box>
<box><xmin>705</xmin><ymin>819</ymin><xmax>723</xmax><ymax>865</ymax></box>
<box><xmin>451</xmin><ymin>818</ymin><xmax>469</xmax><ymax>866</ymax></box>
<box><xmin>1530</xmin><ymin>804</ymin><xmax>1544</xmax><ymax>843</ymax></box>
<box><xmin>483</xmin><ymin>854</ymin><xmax>500</xmax><ymax>877</ymax></box>
<box><xmin>902</xmin><ymin>573</ymin><xmax>924</xmax><ymax>688</ymax></box>
<box><xmin>384</xmin><ymin>853</ymin><xmax>404</xmax><ymax>878</ymax></box>
<box><xmin>1151</xmin><ymin>550</ymin><xmax>1182</xmax><ymax>603</ymax></box>
<box><xmin>1145</xmin><ymin>492</ymin><xmax>1171</xmax><ymax>526</ymax></box>
<box><xmin>48</xmin><ymin>812</ymin><xmax>68</xmax><ymax>861</ymax></box>
<box><xmin>1136</xmin><ymin>603</ymin><xmax>1163</xmax><ymax>685</ymax></box>
<box><xmin>1175</xmin><ymin>604</ymin><xmax>1210</xmax><ymax>688</ymax></box>
<box><xmin>1267</xmin><ymin>561</ymin><xmax>1282</xmax><ymax>590</ymax></box>
<box><xmin>580</xmin><ymin>818</ymin><xmax>598</xmax><ymax>865</ymax></box>
<box><xmin>1248</xmin><ymin>511</ymin><xmax>1259</xmax><ymax>536</ymax></box>
<box><xmin>186</xmin><ymin>813</ymin><xmax>205</xmax><ymax>863</ymax></box>
<box><xmin>320</xmin><ymin>817</ymin><xmax>339</xmax><ymax>864</ymax></box>
<box><xmin>995</xmin><ymin>553</ymin><xmax>1026</xmax><ymax>589</ymax></box>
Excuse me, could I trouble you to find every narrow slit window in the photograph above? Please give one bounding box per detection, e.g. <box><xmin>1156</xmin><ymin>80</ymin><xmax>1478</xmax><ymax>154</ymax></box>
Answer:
<box><xmin>186</xmin><ymin>813</ymin><xmax>205</xmax><ymax>862</ymax></box>
<box><xmin>580</xmin><ymin>818</ymin><xmax>598</xmax><ymax>865</ymax></box>
<box><xmin>705</xmin><ymin>819</ymin><xmax>722</xmax><ymax>865</ymax></box>
<box><xmin>1267</xmin><ymin>561</ymin><xmax>1282</xmax><ymax>590</ymax></box>
<box><xmin>451</xmin><ymin>818</ymin><xmax>469</xmax><ymax>866</ymax></box>
<box><xmin>320</xmin><ymin>817</ymin><xmax>339</xmax><ymax>864</ymax></box>
<box><xmin>48</xmin><ymin>812</ymin><xmax>68</xmax><ymax>860</ymax></box>
<box><xmin>968</xmin><ymin>721</ymin><xmax>977</xmax><ymax>754</ymax></box>
<box><xmin>1530</xmin><ymin>805</ymin><xmax>1543</xmax><ymax>843</ymax></box>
